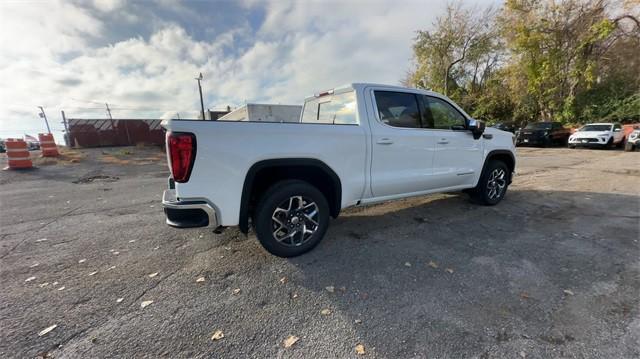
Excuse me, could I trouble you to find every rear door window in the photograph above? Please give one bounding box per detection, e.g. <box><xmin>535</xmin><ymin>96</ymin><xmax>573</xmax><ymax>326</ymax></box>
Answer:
<box><xmin>374</xmin><ymin>91</ymin><xmax>421</xmax><ymax>128</ymax></box>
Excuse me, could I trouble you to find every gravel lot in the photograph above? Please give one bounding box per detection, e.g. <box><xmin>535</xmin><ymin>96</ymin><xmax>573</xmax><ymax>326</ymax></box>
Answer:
<box><xmin>1</xmin><ymin>146</ymin><xmax>638</xmax><ymax>358</ymax></box>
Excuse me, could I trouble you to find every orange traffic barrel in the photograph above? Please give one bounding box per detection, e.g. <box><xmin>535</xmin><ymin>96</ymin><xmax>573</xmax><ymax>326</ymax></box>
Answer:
<box><xmin>4</xmin><ymin>138</ymin><xmax>33</xmax><ymax>170</ymax></box>
<box><xmin>38</xmin><ymin>133</ymin><xmax>59</xmax><ymax>157</ymax></box>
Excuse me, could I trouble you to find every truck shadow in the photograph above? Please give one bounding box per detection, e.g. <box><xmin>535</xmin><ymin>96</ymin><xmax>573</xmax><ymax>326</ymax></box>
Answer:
<box><xmin>284</xmin><ymin>189</ymin><xmax>640</xmax><ymax>357</ymax></box>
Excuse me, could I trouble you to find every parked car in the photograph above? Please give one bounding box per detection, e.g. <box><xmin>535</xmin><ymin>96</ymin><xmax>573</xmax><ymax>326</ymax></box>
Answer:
<box><xmin>492</xmin><ymin>122</ymin><xmax>517</xmax><ymax>133</ymax></box>
<box><xmin>516</xmin><ymin>122</ymin><xmax>570</xmax><ymax>147</ymax></box>
<box><xmin>0</xmin><ymin>139</ymin><xmax>5</xmax><ymax>153</ymax></box>
<box><xmin>26</xmin><ymin>141</ymin><xmax>40</xmax><ymax>151</ymax></box>
<box><xmin>568</xmin><ymin>123</ymin><xmax>624</xmax><ymax>149</ymax></box>
<box><xmin>161</xmin><ymin>83</ymin><xmax>516</xmax><ymax>257</ymax></box>
<box><xmin>624</xmin><ymin>129</ymin><xmax>640</xmax><ymax>151</ymax></box>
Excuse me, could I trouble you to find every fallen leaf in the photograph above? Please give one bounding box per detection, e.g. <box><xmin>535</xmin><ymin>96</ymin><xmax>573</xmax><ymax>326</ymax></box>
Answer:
<box><xmin>25</xmin><ymin>276</ymin><xmax>36</xmax><ymax>282</ymax></box>
<box><xmin>36</xmin><ymin>238</ymin><xmax>48</xmax><ymax>242</ymax></box>
<box><xmin>563</xmin><ymin>289</ymin><xmax>574</xmax><ymax>296</ymax></box>
<box><xmin>279</xmin><ymin>277</ymin><xmax>287</xmax><ymax>284</ymax></box>
<box><xmin>153</xmin><ymin>246</ymin><xmax>159</xmax><ymax>250</ymax></box>
<box><xmin>78</xmin><ymin>259</ymin><xmax>86</xmax><ymax>264</ymax></box>
<box><xmin>113</xmin><ymin>251</ymin><xmax>120</xmax><ymax>255</ymax></box>
<box><xmin>355</xmin><ymin>344</ymin><xmax>366</xmax><ymax>355</ymax></box>
<box><xmin>39</xmin><ymin>282</ymin><xmax>49</xmax><ymax>288</ymax></box>
<box><xmin>38</xmin><ymin>324</ymin><xmax>57</xmax><ymax>336</ymax></box>
<box><xmin>232</xmin><ymin>288</ymin><xmax>241</xmax><ymax>294</ymax></box>
<box><xmin>128</xmin><ymin>240</ymin><xmax>136</xmax><ymax>243</ymax></box>
<box><xmin>290</xmin><ymin>292</ymin><xmax>298</xmax><ymax>299</ymax></box>
<box><xmin>196</xmin><ymin>276</ymin><xmax>205</xmax><ymax>283</ymax></box>
<box><xmin>116</xmin><ymin>297</ymin><xmax>124</xmax><ymax>303</ymax></box>
<box><xmin>320</xmin><ymin>309</ymin><xmax>331</xmax><ymax>315</ymax></box>
<box><xmin>52</xmin><ymin>281</ymin><xmax>58</xmax><ymax>286</ymax></box>
<box><xmin>148</xmin><ymin>272</ymin><xmax>158</xmax><ymax>278</ymax></box>
<box><xmin>106</xmin><ymin>266</ymin><xmax>116</xmax><ymax>271</ymax></box>
<box><xmin>109</xmin><ymin>249</ymin><xmax>115</xmax><ymax>252</ymax></box>
<box><xmin>428</xmin><ymin>261</ymin><xmax>439</xmax><ymax>269</ymax></box>
<box><xmin>29</xmin><ymin>263</ymin><xmax>39</xmax><ymax>268</ymax></box>
<box><xmin>140</xmin><ymin>300</ymin><xmax>153</xmax><ymax>308</ymax></box>
<box><xmin>283</xmin><ymin>335</ymin><xmax>299</xmax><ymax>348</ymax></box>
<box><xmin>404</xmin><ymin>262</ymin><xmax>412</xmax><ymax>267</ymax></box>
<box><xmin>57</xmin><ymin>286</ymin><xmax>65</xmax><ymax>291</ymax></box>
<box><xmin>88</xmin><ymin>271</ymin><xmax>98</xmax><ymax>276</ymax></box>
<box><xmin>354</xmin><ymin>319</ymin><xmax>362</xmax><ymax>324</ymax></box>
<box><xmin>520</xmin><ymin>292</ymin><xmax>530</xmax><ymax>299</ymax></box>
<box><xmin>445</xmin><ymin>268</ymin><xmax>454</xmax><ymax>274</ymax></box>
<box><xmin>339</xmin><ymin>286</ymin><xmax>347</xmax><ymax>292</ymax></box>
<box><xmin>325</xmin><ymin>286</ymin><xmax>335</xmax><ymax>293</ymax></box>
<box><xmin>211</xmin><ymin>330</ymin><xmax>224</xmax><ymax>341</ymax></box>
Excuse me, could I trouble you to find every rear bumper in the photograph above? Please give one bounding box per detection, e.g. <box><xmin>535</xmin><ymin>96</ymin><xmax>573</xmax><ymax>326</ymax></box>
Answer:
<box><xmin>162</xmin><ymin>189</ymin><xmax>218</xmax><ymax>228</ymax></box>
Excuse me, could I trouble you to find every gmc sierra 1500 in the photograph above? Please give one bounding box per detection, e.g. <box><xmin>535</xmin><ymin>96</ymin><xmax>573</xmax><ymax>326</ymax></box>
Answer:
<box><xmin>162</xmin><ymin>83</ymin><xmax>516</xmax><ymax>257</ymax></box>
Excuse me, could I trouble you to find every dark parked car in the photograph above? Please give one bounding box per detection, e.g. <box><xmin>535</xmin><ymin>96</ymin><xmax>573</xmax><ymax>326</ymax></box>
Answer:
<box><xmin>0</xmin><ymin>140</ymin><xmax>5</xmax><ymax>153</ymax></box>
<box><xmin>492</xmin><ymin>122</ymin><xmax>517</xmax><ymax>133</ymax></box>
<box><xmin>516</xmin><ymin>122</ymin><xmax>571</xmax><ymax>147</ymax></box>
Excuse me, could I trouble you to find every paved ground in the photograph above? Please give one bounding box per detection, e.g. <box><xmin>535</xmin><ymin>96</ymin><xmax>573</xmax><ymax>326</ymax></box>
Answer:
<box><xmin>0</xmin><ymin>146</ymin><xmax>638</xmax><ymax>359</ymax></box>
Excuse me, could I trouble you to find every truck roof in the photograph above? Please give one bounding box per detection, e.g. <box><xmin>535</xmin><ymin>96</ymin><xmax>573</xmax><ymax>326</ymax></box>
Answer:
<box><xmin>305</xmin><ymin>83</ymin><xmax>441</xmax><ymax>101</ymax></box>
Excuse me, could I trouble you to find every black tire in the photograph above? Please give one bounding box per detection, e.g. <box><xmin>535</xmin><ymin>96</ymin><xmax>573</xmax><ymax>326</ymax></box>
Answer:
<box><xmin>469</xmin><ymin>160</ymin><xmax>510</xmax><ymax>206</ymax></box>
<box><xmin>606</xmin><ymin>138</ymin><xmax>614</xmax><ymax>149</ymax></box>
<box><xmin>624</xmin><ymin>142</ymin><xmax>635</xmax><ymax>152</ymax></box>
<box><xmin>254</xmin><ymin>180</ymin><xmax>330</xmax><ymax>257</ymax></box>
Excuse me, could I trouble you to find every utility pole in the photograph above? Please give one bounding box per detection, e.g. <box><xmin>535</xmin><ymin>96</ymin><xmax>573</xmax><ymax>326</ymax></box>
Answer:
<box><xmin>106</xmin><ymin>102</ymin><xmax>131</xmax><ymax>144</ymax></box>
<box><xmin>37</xmin><ymin>106</ymin><xmax>51</xmax><ymax>133</ymax></box>
<box><xmin>61</xmin><ymin>110</ymin><xmax>70</xmax><ymax>147</ymax></box>
<box><xmin>195</xmin><ymin>72</ymin><xmax>206</xmax><ymax>120</ymax></box>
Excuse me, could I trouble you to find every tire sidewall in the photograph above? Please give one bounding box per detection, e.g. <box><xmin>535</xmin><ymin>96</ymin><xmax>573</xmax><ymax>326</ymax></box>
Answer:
<box><xmin>254</xmin><ymin>180</ymin><xmax>330</xmax><ymax>257</ymax></box>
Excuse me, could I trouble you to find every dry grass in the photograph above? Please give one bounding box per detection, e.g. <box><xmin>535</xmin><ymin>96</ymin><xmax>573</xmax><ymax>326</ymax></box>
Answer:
<box><xmin>100</xmin><ymin>147</ymin><xmax>165</xmax><ymax>166</ymax></box>
<box><xmin>31</xmin><ymin>147</ymin><xmax>86</xmax><ymax>166</ymax></box>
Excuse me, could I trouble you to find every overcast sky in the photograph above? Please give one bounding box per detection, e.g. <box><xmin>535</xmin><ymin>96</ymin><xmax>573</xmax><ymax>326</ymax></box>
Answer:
<box><xmin>0</xmin><ymin>0</ymin><xmax>498</xmax><ymax>140</ymax></box>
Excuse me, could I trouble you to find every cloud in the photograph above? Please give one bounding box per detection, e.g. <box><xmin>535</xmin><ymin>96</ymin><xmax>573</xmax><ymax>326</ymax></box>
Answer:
<box><xmin>0</xmin><ymin>0</ymin><xmax>496</xmax><ymax>140</ymax></box>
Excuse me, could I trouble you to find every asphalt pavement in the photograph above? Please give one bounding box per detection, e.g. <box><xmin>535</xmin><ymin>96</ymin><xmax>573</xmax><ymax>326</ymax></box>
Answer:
<box><xmin>0</xmin><ymin>146</ymin><xmax>638</xmax><ymax>358</ymax></box>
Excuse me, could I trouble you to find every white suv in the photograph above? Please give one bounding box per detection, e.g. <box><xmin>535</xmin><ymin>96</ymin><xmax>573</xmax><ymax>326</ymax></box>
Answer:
<box><xmin>568</xmin><ymin>123</ymin><xmax>624</xmax><ymax>149</ymax></box>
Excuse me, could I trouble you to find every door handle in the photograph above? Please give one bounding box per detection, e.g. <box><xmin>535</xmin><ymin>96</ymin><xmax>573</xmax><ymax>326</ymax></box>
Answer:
<box><xmin>437</xmin><ymin>139</ymin><xmax>449</xmax><ymax>145</ymax></box>
<box><xmin>377</xmin><ymin>138</ymin><xmax>393</xmax><ymax>145</ymax></box>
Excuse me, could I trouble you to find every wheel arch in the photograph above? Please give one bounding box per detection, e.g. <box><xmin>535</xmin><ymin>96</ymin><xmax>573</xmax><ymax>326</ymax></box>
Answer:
<box><xmin>238</xmin><ymin>158</ymin><xmax>342</xmax><ymax>234</ymax></box>
<box><xmin>481</xmin><ymin>150</ymin><xmax>516</xmax><ymax>184</ymax></box>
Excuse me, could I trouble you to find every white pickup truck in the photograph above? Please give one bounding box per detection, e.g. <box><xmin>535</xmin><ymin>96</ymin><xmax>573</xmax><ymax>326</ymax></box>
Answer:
<box><xmin>162</xmin><ymin>83</ymin><xmax>516</xmax><ymax>257</ymax></box>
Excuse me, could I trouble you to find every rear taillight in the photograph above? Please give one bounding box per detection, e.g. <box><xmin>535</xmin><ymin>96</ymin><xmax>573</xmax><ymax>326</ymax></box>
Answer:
<box><xmin>167</xmin><ymin>131</ymin><xmax>196</xmax><ymax>183</ymax></box>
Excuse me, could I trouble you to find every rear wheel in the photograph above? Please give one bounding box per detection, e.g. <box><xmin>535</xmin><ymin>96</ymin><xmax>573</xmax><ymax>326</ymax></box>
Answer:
<box><xmin>469</xmin><ymin>160</ymin><xmax>510</xmax><ymax>206</ymax></box>
<box><xmin>254</xmin><ymin>180</ymin><xmax>330</xmax><ymax>257</ymax></box>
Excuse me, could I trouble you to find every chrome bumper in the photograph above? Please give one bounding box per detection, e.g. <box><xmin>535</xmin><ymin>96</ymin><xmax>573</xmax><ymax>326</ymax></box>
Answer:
<box><xmin>162</xmin><ymin>189</ymin><xmax>218</xmax><ymax>228</ymax></box>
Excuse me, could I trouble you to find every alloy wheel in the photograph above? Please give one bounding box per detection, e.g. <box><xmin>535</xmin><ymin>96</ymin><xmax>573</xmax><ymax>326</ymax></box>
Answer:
<box><xmin>486</xmin><ymin>168</ymin><xmax>506</xmax><ymax>200</ymax></box>
<box><xmin>271</xmin><ymin>196</ymin><xmax>319</xmax><ymax>247</ymax></box>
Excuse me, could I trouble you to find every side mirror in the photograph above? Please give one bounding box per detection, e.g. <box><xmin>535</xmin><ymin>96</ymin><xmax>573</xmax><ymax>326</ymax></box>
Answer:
<box><xmin>468</xmin><ymin>119</ymin><xmax>486</xmax><ymax>140</ymax></box>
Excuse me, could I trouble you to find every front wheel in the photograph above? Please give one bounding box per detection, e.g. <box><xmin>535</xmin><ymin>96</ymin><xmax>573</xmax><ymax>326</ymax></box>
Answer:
<box><xmin>469</xmin><ymin>160</ymin><xmax>510</xmax><ymax>205</ymax></box>
<box><xmin>254</xmin><ymin>180</ymin><xmax>330</xmax><ymax>257</ymax></box>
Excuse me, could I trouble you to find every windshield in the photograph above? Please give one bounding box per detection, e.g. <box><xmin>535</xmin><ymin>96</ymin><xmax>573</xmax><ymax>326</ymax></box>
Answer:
<box><xmin>524</xmin><ymin>122</ymin><xmax>553</xmax><ymax>130</ymax></box>
<box><xmin>580</xmin><ymin>124</ymin><xmax>612</xmax><ymax>132</ymax></box>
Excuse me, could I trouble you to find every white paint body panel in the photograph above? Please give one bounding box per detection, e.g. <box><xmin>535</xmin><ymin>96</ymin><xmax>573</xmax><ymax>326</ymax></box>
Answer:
<box><xmin>163</xmin><ymin>83</ymin><xmax>516</xmax><ymax>227</ymax></box>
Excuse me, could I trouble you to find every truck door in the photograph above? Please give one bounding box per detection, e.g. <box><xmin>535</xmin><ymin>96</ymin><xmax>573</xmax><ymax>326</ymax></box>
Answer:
<box><xmin>421</xmin><ymin>95</ymin><xmax>483</xmax><ymax>188</ymax></box>
<box><xmin>368</xmin><ymin>89</ymin><xmax>440</xmax><ymax>197</ymax></box>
